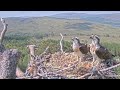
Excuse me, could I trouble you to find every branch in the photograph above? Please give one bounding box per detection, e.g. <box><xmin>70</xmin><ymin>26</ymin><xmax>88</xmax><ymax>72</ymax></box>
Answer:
<box><xmin>0</xmin><ymin>18</ymin><xmax>8</xmax><ymax>44</ymax></box>
<box><xmin>41</xmin><ymin>46</ymin><xmax>49</xmax><ymax>55</ymax></box>
<box><xmin>105</xmin><ymin>75</ymin><xmax>120</xmax><ymax>77</ymax></box>
<box><xmin>60</xmin><ymin>33</ymin><xmax>64</xmax><ymax>53</ymax></box>
<box><xmin>27</xmin><ymin>45</ymin><xmax>37</xmax><ymax>60</ymax></box>
<box><xmin>100</xmin><ymin>63</ymin><xmax>120</xmax><ymax>72</ymax></box>
<box><xmin>25</xmin><ymin>46</ymin><xmax>49</xmax><ymax>78</ymax></box>
<box><xmin>78</xmin><ymin>72</ymin><xmax>91</xmax><ymax>79</ymax></box>
<box><xmin>16</xmin><ymin>67</ymin><xmax>24</xmax><ymax>78</ymax></box>
<box><xmin>78</xmin><ymin>63</ymin><xmax>120</xmax><ymax>79</ymax></box>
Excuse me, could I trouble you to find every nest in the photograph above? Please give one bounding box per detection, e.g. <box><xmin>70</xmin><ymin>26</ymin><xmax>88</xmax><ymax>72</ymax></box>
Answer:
<box><xmin>20</xmin><ymin>52</ymin><xmax>119</xmax><ymax>79</ymax></box>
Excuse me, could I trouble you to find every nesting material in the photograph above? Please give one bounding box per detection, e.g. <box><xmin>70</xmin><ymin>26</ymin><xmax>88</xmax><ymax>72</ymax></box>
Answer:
<box><xmin>23</xmin><ymin>52</ymin><xmax>119</xmax><ymax>79</ymax></box>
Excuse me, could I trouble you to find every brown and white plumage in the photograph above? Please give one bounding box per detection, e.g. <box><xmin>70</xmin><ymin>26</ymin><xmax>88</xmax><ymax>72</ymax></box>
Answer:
<box><xmin>93</xmin><ymin>35</ymin><xmax>114</xmax><ymax>60</ymax></box>
<box><xmin>72</xmin><ymin>37</ymin><xmax>89</xmax><ymax>62</ymax></box>
<box><xmin>89</xmin><ymin>34</ymin><xmax>98</xmax><ymax>65</ymax></box>
<box><xmin>89</xmin><ymin>35</ymin><xmax>115</xmax><ymax>66</ymax></box>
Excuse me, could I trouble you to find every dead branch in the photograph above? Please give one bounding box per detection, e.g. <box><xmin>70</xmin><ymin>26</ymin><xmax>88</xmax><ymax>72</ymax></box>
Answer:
<box><xmin>16</xmin><ymin>67</ymin><xmax>24</xmax><ymax>78</ymax></box>
<box><xmin>60</xmin><ymin>33</ymin><xmax>64</xmax><ymax>53</ymax></box>
<box><xmin>0</xmin><ymin>18</ymin><xmax>8</xmax><ymax>44</ymax></box>
<box><xmin>78</xmin><ymin>72</ymin><xmax>91</xmax><ymax>79</ymax></box>
<box><xmin>27</xmin><ymin>45</ymin><xmax>37</xmax><ymax>60</ymax></box>
<box><xmin>25</xmin><ymin>44</ymin><xmax>47</xmax><ymax>78</ymax></box>
<box><xmin>78</xmin><ymin>62</ymin><xmax>120</xmax><ymax>79</ymax></box>
<box><xmin>26</xmin><ymin>45</ymin><xmax>37</xmax><ymax>76</ymax></box>
<box><xmin>41</xmin><ymin>46</ymin><xmax>49</xmax><ymax>55</ymax></box>
<box><xmin>101</xmin><ymin>63</ymin><xmax>120</xmax><ymax>72</ymax></box>
<box><xmin>105</xmin><ymin>75</ymin><xmax>120</xmax><ymax>77</ymax></box>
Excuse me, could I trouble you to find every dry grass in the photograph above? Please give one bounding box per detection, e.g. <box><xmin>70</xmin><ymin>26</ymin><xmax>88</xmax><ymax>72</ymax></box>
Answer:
<box><xmin>39</xmin><ymin>51</ymin><xmax>118</xmax><ymax>79</ymax></box>
<box><xmin>45</xmin><ymin>52</ymin><xmax>98</xmax><ymax>78</ymax></box>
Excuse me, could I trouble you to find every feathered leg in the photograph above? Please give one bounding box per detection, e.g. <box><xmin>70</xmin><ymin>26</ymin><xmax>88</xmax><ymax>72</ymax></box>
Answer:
<box><xmin>91</xmin><ymin>54</ymin><xmax>96</xmax><ymax>67</ymax></box>
<box><xmin>91</xmin><ymin>57</ymin><xmax>100</xmax><ymax>73</ymax></box>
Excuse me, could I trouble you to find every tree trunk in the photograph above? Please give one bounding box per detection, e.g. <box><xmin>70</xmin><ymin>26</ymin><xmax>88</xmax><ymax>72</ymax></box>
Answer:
<box><xmin>0</xmin><ymin>44</ymin><xmax>5</xmax><ymax>53</ymax></box>
<box><xmin>0</xmin><ymin>49</ymin><xmax>21</xmax><ymax>79</ymax></box>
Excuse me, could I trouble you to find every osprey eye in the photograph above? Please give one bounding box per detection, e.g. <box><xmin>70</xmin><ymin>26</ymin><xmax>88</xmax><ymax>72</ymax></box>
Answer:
<box><xmin>89</xmin><ymin>37</ymin><xmax>93</xmax><ymax>39</ymax></box>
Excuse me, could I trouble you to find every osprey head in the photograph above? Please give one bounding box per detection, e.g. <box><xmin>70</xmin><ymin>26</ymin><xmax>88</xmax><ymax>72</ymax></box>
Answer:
<box><xmin>89</xmin><ymin>34</ymin><xmax>94</xmax><ymax>39</ymax></box>
<box><xmin>89</xmin><ymin>34</ymin><xmax>100</xmax><ymax>45</ymax></box>
<box><xmin>72</xmin><ymin>37</ymin><xmax>80</xmax><ymax>44</ymax></box>
<box><xmin>94</xmin><ymin>35</ymin><xmax>100</xmax><ymax>44</ymax></box>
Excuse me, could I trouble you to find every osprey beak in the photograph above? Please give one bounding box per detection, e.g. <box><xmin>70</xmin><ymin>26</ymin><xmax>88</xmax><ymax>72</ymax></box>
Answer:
<box><xmin>72</xmin><ymin>38</ymin><xmax>74</xmax><ymax>41</ymax></box>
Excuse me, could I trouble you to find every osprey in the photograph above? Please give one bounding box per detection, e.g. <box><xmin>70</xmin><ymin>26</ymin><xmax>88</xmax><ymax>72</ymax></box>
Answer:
<box><xmin>89</xmin><ymin>34</ymin><xmax>97</xmax><ymax>66</ymax></box>
<box><xmin>89</xmin><ymin>35</ymin><xmax>115</xmax><ymax>66</ymax></box>
<box><xmin>72</xmin><ymin>37</ymin><xmax>89</xmax><ymax>62</ymax></box>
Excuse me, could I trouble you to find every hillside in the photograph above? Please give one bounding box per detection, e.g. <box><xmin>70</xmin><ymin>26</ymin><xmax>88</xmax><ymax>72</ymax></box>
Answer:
<box><xmin>1</xmin><ymin>17</ymin><xmax>86</xmax><ymax>35</ymax></box>
<box><xmin>0</xmin><ymin>16</ymin><xmax>119</xmax><ymax>34</ymax></box>
<box><xmin>0</xmin><ymin>16</ymin><xmax>120</xmax><ymax>44</ymax></box>
<box><xmin>51</xmin><ymin>13</ymin><xmax>120</xmax><ymax>27</ymax></box>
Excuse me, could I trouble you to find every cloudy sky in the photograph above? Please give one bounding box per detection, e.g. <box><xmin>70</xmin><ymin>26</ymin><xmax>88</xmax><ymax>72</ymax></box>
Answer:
<box><xmin>0</xmin><ymin>11</ymin><xmax>119</xmax><ymax>18</ymax></box>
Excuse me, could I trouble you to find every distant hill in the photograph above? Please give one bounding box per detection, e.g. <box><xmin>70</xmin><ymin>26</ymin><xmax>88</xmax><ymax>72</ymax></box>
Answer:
<box><xmin>0</xmin><ymin>16</ymin><xmax>120</xmax><ymax>38</ymax></box>
<box><xmin>0</xmin><ymin>17</ymin><xmax>93</xmax><ymax>35</ymax></box>
<box><xmin>50</xmin><ymin>13</ymin><xmax>120</xmax><ymax>27</ymax></box>
<box><xmin>50</xmin><ymin>13</ymin><xmax>89</xmax><ymax>19</ymax></box>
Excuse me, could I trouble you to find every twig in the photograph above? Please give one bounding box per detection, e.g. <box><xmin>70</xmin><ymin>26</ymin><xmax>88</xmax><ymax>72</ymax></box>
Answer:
<box><xmin>60</xmin><ymin>33</ymin><xmax>64</xmax><ymax>53</ymax></box>
<box><xmin>100</xmin><ymin>63</ymin><xmax>120</xmax><ymax>72</ymax></box>
<box><xmin>78</xmin><ymin>73</ymin><xmax>91</xmax><ymax>79</ymax></box>
<box><xmin>56</xmin><ymin>60</ymin><xmax>79</xmax><ymax>73</ymax></box>
<box><xmin>41</xmin><ymin>46</ymin><xmax>49</xmax><ymax>55</ymax></box>
<box><xmin>105</xmin><ymin>75</ymin><xmax>120</xmax><ymax>77</ymax></box>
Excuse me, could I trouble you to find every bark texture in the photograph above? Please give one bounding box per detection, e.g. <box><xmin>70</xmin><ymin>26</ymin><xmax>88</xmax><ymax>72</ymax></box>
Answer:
<box><xmin>0</xmin><ymin>49</ymin><xmax>21</xmax><ymax>79</ymax></box>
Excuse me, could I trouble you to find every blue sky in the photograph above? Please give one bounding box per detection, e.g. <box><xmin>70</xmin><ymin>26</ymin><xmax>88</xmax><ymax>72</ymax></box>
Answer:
<box><xmin>0</xmin><ymin>11</ymin><xmax>120</xmax><ymax>18</ymax></box>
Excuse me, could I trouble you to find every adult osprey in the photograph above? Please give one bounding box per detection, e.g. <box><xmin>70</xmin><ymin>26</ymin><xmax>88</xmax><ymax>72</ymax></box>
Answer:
<box><xmin>72</xmin><ymin>37</ymin><xmax>89</xmax><ymax>62</ymax></box>
<box><xmin>89</xmin><ymin>35</ymin><xmax>115</xmax><ymax>66</ymax></box>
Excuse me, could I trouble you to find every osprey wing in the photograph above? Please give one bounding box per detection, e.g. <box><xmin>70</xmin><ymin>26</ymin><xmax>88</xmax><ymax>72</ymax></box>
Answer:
<box><xmin>79</xmin><ymin>44</ymin><xmax>88</xmax><ymax>54</ymax></box>
<box><xmin>95</xmin><ymin>46</ymin><xmax>114</xmax><ymax>59</ymax></box>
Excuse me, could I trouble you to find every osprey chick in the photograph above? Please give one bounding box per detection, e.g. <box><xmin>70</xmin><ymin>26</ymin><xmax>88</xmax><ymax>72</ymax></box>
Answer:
<box><xmin>89</xmin><ymin>35</ymin><xmax>115</xmax><ymax>66</ymax></box>
<box><xmin>72</xmin><ymin>37</ymin><xmax>89</xmax><ymax>62</ymax></box>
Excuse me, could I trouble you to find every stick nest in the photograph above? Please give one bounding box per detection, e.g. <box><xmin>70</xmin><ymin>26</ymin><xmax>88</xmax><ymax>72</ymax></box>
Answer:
<box><xmin>18</xmin><ymin>52</ymin><xmax>119</xmax><ymax>79</ymax></box>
